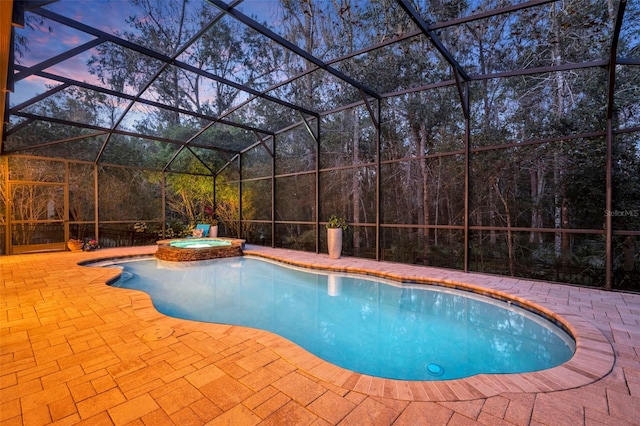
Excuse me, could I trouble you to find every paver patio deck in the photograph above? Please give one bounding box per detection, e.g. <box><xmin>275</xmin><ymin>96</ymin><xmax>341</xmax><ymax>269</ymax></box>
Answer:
<box><xmin>1</xmin><ymin>245</ymin><xmax>639</xmax><ymax>425</ymax></box>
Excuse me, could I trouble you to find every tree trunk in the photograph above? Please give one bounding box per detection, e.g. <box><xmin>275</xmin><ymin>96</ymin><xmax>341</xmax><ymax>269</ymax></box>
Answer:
<box><xmin>419</xmin><ymin>123</ymin><xmax>430</xmax><ymax>261</ymax></box>
<box><xmin>489</xmin><ymin>188</ymin><xmax>497</xmax><ymax>246</ymax></box>
<box><xmin>552</xmin><ymin>2</ymin><xmax>566</xmax><ymax>259</ymax></box>
<box><xmin>494</xmin><ymin>179</ymin><xmax>515</xmax><ymax>276</ymax></box>
<box><xmin>529</xmin><ymin>160</ymin><xmax>545</xmax><ymax>245</ymax></box>
<box><xmin>562</xmin><ymin>199</ymin><xmax>570</xmax><ymax>253</ymax></box>
<box><xmin>434</xmin><ymin>156</ymin><xmax>441</xmax><ymax>246</ymax></box>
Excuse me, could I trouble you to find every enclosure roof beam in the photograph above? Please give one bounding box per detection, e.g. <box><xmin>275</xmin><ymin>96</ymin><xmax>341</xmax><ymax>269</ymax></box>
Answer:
<box><xmin>12</xmin><ymin>0</ymin><xmax>57</xmax><ymax>16</ymax></box>
<box><xmin>242</xmin><ymin>139</ymin><xmax>266</xmax><ymax>155</ymax></box>
<box><xmin>298</xmin><ymin>111</ymin><xmax>318</xmax><ymax>145</ymax></box>
<box><xmin>470</xmin><ymin>60</ymin><xmax>609</xmax><ymax>81</ymax></box>
<box><xmin>181</xmin><ymin>145</ymin><xmax>216</xmax><ymax>175</ymax></box>
<box><xmin>273</xmin><ymin>119</ymin><xmax>311</xmax><ymax>136</ymax></box>
<box><xmin>359</xmin><ymin>90</ymin><xmax>379</xmax><ymax>129</ymax></box>
<box><xmin>13</xmin><ymin>38</ymin><xmax>104</xmax><ymax>83</ymax></box>
<box><xmin>163</xmin><ymin>116</ymin><xmax>242</xmax><ymax>172</ymax></box>
<box><xmin>429</xmin><ymin>0</ymin><xmax>559</xmax><ymax>31</ymax></box>
<box><xmin>210</xmin><ymin>27</ymin><xmax>427</xmax><ymax>125</ymax></box>
<box><xmin>32</xmin><ymin>8</ymin><xmax>318</xmax><ymax>118</ymax></box>
<box><xmin>245</xmin><ymin>131</ymin><xmax>274</xmax><ymax>157</ymax></box>
<box><xmin>617</xmin><ymin>58</ymin><xmax>640</xmax><ymax>65</ymax></box>
<box><xmin>3</xmin><ymin>132</ymin><xmax>109</xmax><ymax>154</ymax></box>
<box><xmin>453</xmin><ymin>71</ymin><xmax>469</xmax><ymax>119</ymax></box>
<box><xmin>10</xmin><ymin>66</ymin><xmax>274</xmax><ymax>136</ymax></box>
<box><xmin>470</xmin><ymin>130</ymin><xmax>606</xmax><ymax>153</ymax></box>
<box><xmin>3</xmin><ymin>116</ymin><xmax>33</xmax><ymax>138</ymax></box>
<box><xmin>6</xmin><ymin>82</ymin><xmax>70</xmax><ymax>125</ymax></box>
<box><xmin>15</xmin><ymin>0</ymin><xmax>565</xmax><ymax>150</ymax></box>
<box><xmin>282</xmin><ymin>58</ymin><xmax>611</xmax><ymax>127</ymax></box>
<box><xmin>290</xmin><ymin>0</ymin><xmax>561</xmax><ymax>75</ymax></box>
<box><xmin>207</xmin><ymin>0</ymin><xmax>381</xmax><ymax>100</ymax></box>
<box><xmin>216</xmin><ymin>153</ymin><xmax>240</xmax><ymax>176</ymax></box>
<box><xmin>104</xmin><ymin>0</ymin><xmax>246</xmax><ymax>167</ymax></box>
<box><xmin>96</xmin><ymin>0</ymin><xmax>223</xmax><ymax>164</ymax></box>
<box><xmin>246</xmin><ymin>0</ymin><xmax>557</xmax><ymax>99</ymax></box>
<box><xmin>12</xmin><ymin>111</ymin><xmax>240</xmax><ymax>155</ymax></box>
<box><xmin>164</xmin><ymin>89</ymin><xmax>259</xmax><ymax>172</ymax></box>
<box><xmin>396</xmin><ymin>0</ymin><xmax>470</xmax><ymax>81</ymax></box>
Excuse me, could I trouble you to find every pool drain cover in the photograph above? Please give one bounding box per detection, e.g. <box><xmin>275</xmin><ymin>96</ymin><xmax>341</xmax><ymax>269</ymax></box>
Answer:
<box><xmin>142</xmin><ymin>327</ymin><xmax>174</xmax><ymax>341</ymax></box>
<box><xmin>426</xmin><ymin>363</ymin><xmax>444</xmax><ymax>376</ymax></box>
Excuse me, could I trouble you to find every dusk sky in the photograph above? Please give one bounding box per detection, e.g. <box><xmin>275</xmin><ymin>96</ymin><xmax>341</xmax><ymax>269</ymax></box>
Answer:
<box><xmin>12</xmin><ymin>0</ymin><xmax>280</xmax><ymax>107</ymax></box>
<box><xmin>11</xmin><ymin>0</ymin><xmax>639</xmax><ymax>112</ymax></box>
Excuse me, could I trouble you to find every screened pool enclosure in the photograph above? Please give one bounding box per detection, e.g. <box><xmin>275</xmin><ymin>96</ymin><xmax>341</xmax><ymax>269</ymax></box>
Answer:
<box><xmin>1</xmin><ymin>0</ymin><xmax>638</xmax><ymax>291</ymax></box>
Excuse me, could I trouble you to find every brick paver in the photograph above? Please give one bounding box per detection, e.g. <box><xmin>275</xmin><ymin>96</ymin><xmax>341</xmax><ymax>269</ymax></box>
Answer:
<box><xmin>1</xmin><ymin>245</ymin><xmax>639</xmax><ymax>425</ymax></box>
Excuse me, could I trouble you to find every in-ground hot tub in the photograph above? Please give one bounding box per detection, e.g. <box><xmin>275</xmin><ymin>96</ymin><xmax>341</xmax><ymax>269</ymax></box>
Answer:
<box><xmin>155</xmin><ymin>237</ymin><xmax>245</xmax><ymax>261</ymax></box>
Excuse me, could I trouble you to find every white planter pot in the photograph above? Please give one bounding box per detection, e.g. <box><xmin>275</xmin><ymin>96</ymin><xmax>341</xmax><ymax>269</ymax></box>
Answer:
<box><xmin>327</xmin><ymin>228</ymin><xmax>343</xmax><ymax>259</ymax></box>
<box><xmin>209</xmin><ymin>225</ymin><xmax>218</xmax><ymax>238</ymax></box>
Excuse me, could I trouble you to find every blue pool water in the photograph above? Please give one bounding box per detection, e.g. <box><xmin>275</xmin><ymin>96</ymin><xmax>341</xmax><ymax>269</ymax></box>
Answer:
<box><xmin>106</xmin><ymin>256</ymin><xmax>575</xmax><ymax>381</ymax></box>
<box><xmin>169</xmin><ymin>238</ymin><xmax>231</xmax><ymax>249</ymax></box>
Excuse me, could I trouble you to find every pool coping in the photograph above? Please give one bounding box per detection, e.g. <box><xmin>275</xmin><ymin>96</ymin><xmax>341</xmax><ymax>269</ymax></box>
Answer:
<box><xmin>91</xmin><ymin>246</ymin><xmax>616</xmax><ymax>402</ymax></box>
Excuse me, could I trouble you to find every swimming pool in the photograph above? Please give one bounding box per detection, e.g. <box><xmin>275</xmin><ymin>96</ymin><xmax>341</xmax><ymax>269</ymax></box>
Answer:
<box><xmin>107</xmin><ymin>256</ymin><xmax>575</xmax><ymax>381</ymax></box>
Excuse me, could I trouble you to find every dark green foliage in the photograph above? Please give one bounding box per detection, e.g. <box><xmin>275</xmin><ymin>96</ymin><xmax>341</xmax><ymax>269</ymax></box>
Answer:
<box><xmin>5</xmin><ymin>0</ymin><xmax>639</xmax><ymax>291</ymax></box>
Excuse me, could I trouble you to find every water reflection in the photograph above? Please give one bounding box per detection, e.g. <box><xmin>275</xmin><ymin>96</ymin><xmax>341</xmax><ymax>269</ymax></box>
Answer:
<box><xmin>111</xmin><ymin>257</ymin><xmax>575</xmax><ymax>380</ymax></box>
<box><xmin>327</xmin><ymin>274</ymin><xmax>342</xmax><ymax>296</ymax></box>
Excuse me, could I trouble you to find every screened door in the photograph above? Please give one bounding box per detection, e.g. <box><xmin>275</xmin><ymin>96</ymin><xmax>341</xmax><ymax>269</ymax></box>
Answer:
<box><xmin>9</xmin><ymin>183</ymin><xmax>68</xmax><ymax>254</ymax></box>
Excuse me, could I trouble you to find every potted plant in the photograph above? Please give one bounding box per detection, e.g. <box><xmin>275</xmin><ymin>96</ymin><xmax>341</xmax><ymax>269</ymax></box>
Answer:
<box><xmin>208</xmin><ymin>219</ymin><xmax>219</xmax><ymax>237</ymax></box>
<box><xmin>83</xmin><ymin>239</ymin><xmax>99</xmax><ymax>251</ymax></box>
<box><xmin>204</xmin><ymin>205</ymin><xmax>219</xmax><ymax>237</ymax></box>
<box><xmin>326</xmin><ymin>215</ymin><xmax>348</xmax><ymax>259</ymax></box>
<box><xmin>67</xmin><ymin>238</ymin><xmax>84</xmax><ymax>252</ymax></box>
